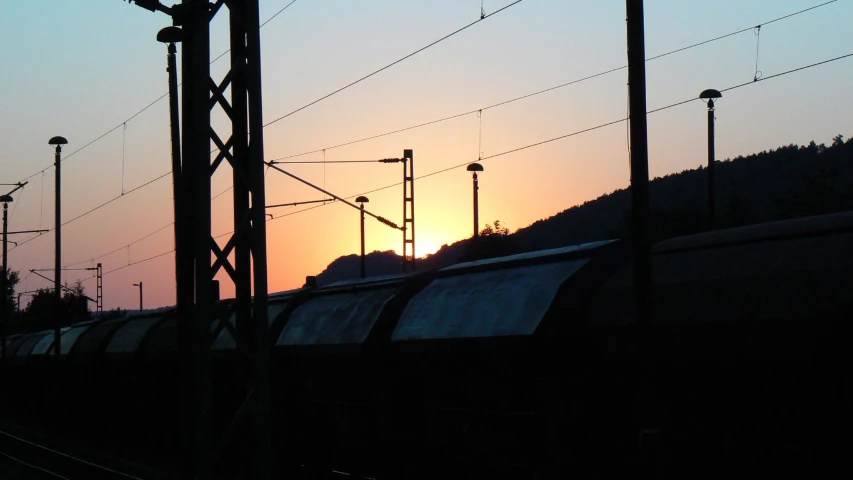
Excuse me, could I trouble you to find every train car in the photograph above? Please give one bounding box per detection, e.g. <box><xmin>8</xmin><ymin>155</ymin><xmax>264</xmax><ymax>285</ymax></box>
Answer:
<box><xmin>584</xmin><ymin>210</ymin><xmax>853</xmax><ymax>477</ymax></box>
<box><xmin>0</xmin><ymin>210</ymin><xmax>850</xmax><ymax>478</ymax></box>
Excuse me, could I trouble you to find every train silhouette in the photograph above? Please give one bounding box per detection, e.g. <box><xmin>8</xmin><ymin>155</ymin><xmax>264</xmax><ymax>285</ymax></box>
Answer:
<box><xmin>2</xmin><ymin>211</ymin><xmax>851</xmax><ymax>478</ymax></box>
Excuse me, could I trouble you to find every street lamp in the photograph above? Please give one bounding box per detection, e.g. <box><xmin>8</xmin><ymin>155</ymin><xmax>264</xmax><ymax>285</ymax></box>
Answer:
<box><xmin>132</xmin><ymin>282</ymin><xmax>143</xmax><ymax>311</ymax></box>
<box><xmin>49</xmin><ymin>135</ymin><xmax>67</xmax><ymax>357</ymax></box>
<box><xmin>0</xmin><ymin>194</ymin><xmax>12</xmax><ymax>359</ymax></box>
<box><xmin>467</xmin><ymin>163</ymin><xmax>484</xmax><ymax>238</ymax></box>
<box><xmin>699</xmin><ymin>89</ymin><xmax>722</xmax><ymax>227</ymax></box>
<box><xmin>157</xmin><ymin>27</ymin><xmax>186</xmax><ymax>311</ymax></box>
<box><xmin>356</xmin><ymin>196</ymin><xmax>369</xmax><ymax>279</ymax></box>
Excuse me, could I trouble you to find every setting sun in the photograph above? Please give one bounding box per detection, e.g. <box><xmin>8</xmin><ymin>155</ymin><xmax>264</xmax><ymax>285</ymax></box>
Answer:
<box><xmin>415</xmin><ymin>237</ymin><xmax>445</xmax><ymax>258</ymax></box>
<box><xmin>390</xmin><ymin>236</ymin><xmax>444</xmax><ymax>259</ymax></box>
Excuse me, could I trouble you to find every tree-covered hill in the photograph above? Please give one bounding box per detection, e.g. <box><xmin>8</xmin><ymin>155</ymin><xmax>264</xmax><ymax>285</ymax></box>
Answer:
<box><xmin>317</xmin><ymin>135</ymin><xmax>852</xmax><ymax>285</ymax></box>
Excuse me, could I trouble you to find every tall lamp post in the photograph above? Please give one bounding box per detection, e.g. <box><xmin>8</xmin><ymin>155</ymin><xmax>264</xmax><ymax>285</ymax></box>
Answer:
<box><xmin>157</xmin><ymin>26</ymin><xmax>186</xmax><ymax>316</ymax></box>
<box><xmin>49</xmin><ymin>135</ymin><xmax>67</xmax><ymax>358</ymax></box>
<box><xmin>356</xmin><ymin>196</ymin><xmax>369</xmax><ymax>279</ymax></box>
<box><xmin>0</xmin><ymin>195</ymin><xmax>12</xmax><ymax>359</ymax></box>
<box><xmin>467</xmin><ymin>163</ymin><xmax>484</xmax><ymax>238</ymax></box>
<box><xmin>132</xmin><ymin>282</ymin><xmax>143</xmax><ymax>311</ymax></box>
<box><xmin>699</xmin><ymin>89</ymin><xmax>722</xmax><ymax>227</ymax></box>
<box><xmin>1</xmin><ymin>182</ymin><xmax>43</xmax><ymax>358</ymax></box>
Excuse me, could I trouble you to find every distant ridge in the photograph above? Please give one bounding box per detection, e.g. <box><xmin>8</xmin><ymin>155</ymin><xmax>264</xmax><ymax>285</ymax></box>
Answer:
<box><xmin>316</xmin><ymin>136</ymin><xmax>853</xmax><ymax>285</ymax></box>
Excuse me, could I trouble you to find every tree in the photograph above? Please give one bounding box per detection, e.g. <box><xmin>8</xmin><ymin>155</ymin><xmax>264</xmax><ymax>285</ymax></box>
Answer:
<box><xmin>832</xmin><ymin>134</ymin><xmax>844</xmax><ymax>147</ymax></box>
<box><xmin>63</xmin><ymin>280</ymin><xmax>91</xmax><ymax>320</ymax></box>
<box><xmin>22</xmin><ymin>281</ymin><xmax>91</xmax><ymax>333</ymax></box>
<box><xmin>2</xmin><ymin>267</ymin><xmax>20</xmax><ymax>316</ymax></box>
<box><xmin>480</xmin><ymin>219</ymin><xmax>511</xmax><ymax>237</ymax></box>
<box><xmin>21</xmin><ymin>288</ymin><xmax>55</xmax><ymax>332</ymax></box>
<box><xmin>461</xmin><ymin>219</ymin><xmax>520</xmax><ymax>262</ymax></box>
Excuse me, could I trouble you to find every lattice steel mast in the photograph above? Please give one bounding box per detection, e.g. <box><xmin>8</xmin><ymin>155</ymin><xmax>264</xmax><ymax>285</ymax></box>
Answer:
<box><xmin>125</xmin><ymin>0</ymin><xmax>272</xmax><ymax>477</ymax></box>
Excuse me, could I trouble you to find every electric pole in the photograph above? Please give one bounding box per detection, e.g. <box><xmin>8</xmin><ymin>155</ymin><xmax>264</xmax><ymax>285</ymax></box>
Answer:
<box><xmin>49</xmin><ymin>136</ymin><xmax>67</xmax><ymax>358</ymax></box>
<box><xmin>627</xmin><ymin>1</ymin><xmax>659</xmax><ymax>477</ymax></box>
<box><xmin>124</xmin><ymin>1</ymin><xmax>272</xmax><ymax>477</ymax></box>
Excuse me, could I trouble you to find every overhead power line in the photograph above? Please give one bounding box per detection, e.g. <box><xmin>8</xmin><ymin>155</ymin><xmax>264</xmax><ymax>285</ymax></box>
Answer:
<box><xmin>268</xmin><ymin>51</ymin><xmax>853</xmax><ymax>222</ymax></box>
<box><xmin>17</xmin><ymin>93</ymin><xmax>169</xmax><ymax>185</ymax></box>
<box><xmin>64</xmin><ymin>221</ymin><xmax>174</xmax><ymax>269</ymax></box>
<box><xmin>15</xmin><ymin>2</ymin><xmax>300</xmax><ymax>184</ymax></box>
<box><xmin>270</xmin><ymin>158</ymin><xmax>402</xmax><ymax>165</ymax></box>
<box><xmin>123</xmin><ymin>51</ymin><xmax>853</xmax><ymax>274</ymax></box>
<box><xmin>22</xmin><ymin>4</ymin><xmax>845</xmax><ymax>279</ymax></box>
<box><xmin>62</xmin><ymin>172</ymin><xmax>171</xmax><ymax>228</ymax></box>
<box><xmin>262</xmin><ymin>0</ymin><xmax>525</xmax><ymax>128</ymax></box>
<box><xmin>103</xmin><ymin>249</ymin><xmax>175</xmax><ymax>276</ymax></box>
<box><xmin>269</xmin><ymin>0</ymin><xmax>841</xmax><ymax>162</ymax></box>
<box><xmin>60</xmin><ymin>162</ymin><xmax>277</xmax><ymax>266</ymax></box>
<box><xmin>9</xmin><ymin>171</ymin><xmax>172</xmax><ymax>252</ymax></box>
<box><xmin>107</xmin><ymin>44</ymin><xmax>847</xmax><ymax>276</ymax></box>
<box><xmin>645</xmin><ymin>0</ymin><xmax>837</xmax><ymax>64</ymax></box>
<box><xmin>261</xmin><ymin>0</ymin><xmax>298</xmax><ymax>28</ymax></box>
<box><xmin>15</xmin><ymin>0</ymin><xmax>836</xmax><ymax>251</ymax></box>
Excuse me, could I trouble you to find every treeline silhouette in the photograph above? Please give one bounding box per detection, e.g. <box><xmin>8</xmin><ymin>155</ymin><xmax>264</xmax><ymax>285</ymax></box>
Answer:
<box><xmin>4</xmin><ymin>283</ymin><xmax>97</xmax><ymax>335</ymax></box>
<box><xmin>317</xmin><ymin>135</ymin><xmax>853</xmax><ymax>285</ymax></box>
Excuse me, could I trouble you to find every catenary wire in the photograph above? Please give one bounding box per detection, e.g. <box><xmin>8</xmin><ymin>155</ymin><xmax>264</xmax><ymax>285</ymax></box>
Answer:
<box><xmin>14</xmin><ymin>1</ymin><xmax>301</xmax><ymax>184</ymax></box>
<box><xmin>0</xmin><ymin>430</ymin><xmax>143</xmax><ymax>480</ymax></box>
<box><xmin>62</xmin><ymin>165</ymin><xmax>266</xmax><ymax>267</ymax></box>
<box><xmin>269</xmin><ymin>0</ymin><xmax>840</xmax><ymax>161</ymax></box>
<box><xmin>262</xmin><ymin>0</ymin><xmax>524</xmax><ymax>128</ymax></box>
<box><xmin>33</xmin><ymin>14</ymin><xmax>853</xmax><ymax>278</ymax></box>
<box><xmin>97</xmin><ymin>51</ymin><xmax>853</xmax><ymax>274</ymax></box>
<box><xmin>64</xmin><ymin>222</ymin><xmax>175</xmax><ymax>269</ymax></box>
<box><xmin>8</xmin><ymin>185</ymin><xmax>24</xmax><ymax>222</ymax></box>
<box><xmin>268</xmin><ymin>52</ymin><xmax>853</xmax><ymax>222</ymax></box>
<box><xmin>15</xmin><ymin>0</ymin><xmax>836</xmax><ymax>245</ymax></box>
<box><xmin>103</xmin><ymin>250</ymin><xmax>175</xmax><ymax>275</ymax></box>
<box><xmin>9</xmin><ymin>172</ymin><xmax>171</xmax><ymax>252</ymax></box>
<box><xmin>0</xmin><ymin>452</ymin><xmax>70</xmax><ymax>480</ymax></box>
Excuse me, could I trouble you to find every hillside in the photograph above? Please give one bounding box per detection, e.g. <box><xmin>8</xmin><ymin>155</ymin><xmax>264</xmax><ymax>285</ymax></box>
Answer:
<box><xmin>316</xmin><ymin>135</ymin><xmax>853</xmax><ymax>285</ymax></box>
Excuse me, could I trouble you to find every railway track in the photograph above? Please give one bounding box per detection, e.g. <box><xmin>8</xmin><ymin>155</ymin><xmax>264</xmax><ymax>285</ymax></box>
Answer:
<box><xmin>0</xmin><ymin>429</ymin><xmax>145</xmax><ymax>480</ymax></box>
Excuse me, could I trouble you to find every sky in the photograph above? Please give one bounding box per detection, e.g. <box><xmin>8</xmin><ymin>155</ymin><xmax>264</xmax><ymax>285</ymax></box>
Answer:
<box><xmin>1</xmin><ymin>0</ymin><xmax>851</xmax><ymax>310</ymax></box>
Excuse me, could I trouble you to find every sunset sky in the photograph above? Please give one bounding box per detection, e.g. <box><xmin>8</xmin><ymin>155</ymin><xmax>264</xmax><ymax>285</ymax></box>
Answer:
<box><xmin>1</xmin><ymin>0</ymin><xmax>851</xmax><ymax>310</ymax></box>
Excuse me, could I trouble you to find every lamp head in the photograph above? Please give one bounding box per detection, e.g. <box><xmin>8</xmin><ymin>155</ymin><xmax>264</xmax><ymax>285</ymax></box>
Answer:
<box><xmin>467</xmin><ymin>163</ymin><xmax>484</xmax><ymax>172</ymax></box>
<box><xmin>699</xmin><ymin>89</ymin><xmax>722</xmax><ymax>100</ymax></box>
<box><xmin>355</xmin><ymin>196</ymin><xmax>369</xmax><ymax>204</ymax></box>
<box><xmin>0</xmin><ymin>195</ymin><xmax>13</xmax><ymax>203</ymax></box>
<box><xmin>48</xmin><ymin>136</ymin><xmax>68</xmax><ymax>146</ymax></box>
<box><xmin>157</xmin><ymin>26</ymin><xmax>183</xmax><ymax>44</ymax></box>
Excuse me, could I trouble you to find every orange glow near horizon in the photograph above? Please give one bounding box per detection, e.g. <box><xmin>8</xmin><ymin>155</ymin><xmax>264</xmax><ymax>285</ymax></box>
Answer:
<box><xmin>4</xmin><ymin>1</ymin><xmax>851</xmax><ymax>309</ymax></box>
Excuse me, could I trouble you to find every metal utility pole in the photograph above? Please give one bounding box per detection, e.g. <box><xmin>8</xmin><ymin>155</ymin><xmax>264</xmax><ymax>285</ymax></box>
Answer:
<box><xmin>266</xmin><ymin>164</ymin><xmax>405</xmax><ymax>237</ymax></box>
<box><xmin>402</xmin><ymin>150</ymin><xmax>416</xmax><ymax>272</ymax></box>
<box><xmin>627</xmin><ymin>1</ymin><xmax>658</xmax><ymax>476</ymax></box>
<box><xmin>188</xmin><ymin>1</ymin><xmax>270</xmax><ymax>477</ymax></box>
<box><xmin>271</xmin><ymin>153</ymin><xmax>414</xmax><ymax>272</ymax></box>
<box><xmin>31</xmin><ymin>266</ymin><xmax>101</xmax><ymax>318</ymax></box>
<box><xmin>157</xmin><ymin>26</ymin><xmax>186</xmax><ymax>313</ymax></box>
<box><xmin>467</xmin><ymin>163</ymin><xmax>484</xmax><ymax>238</ymax></box>
<box><xmin>626</xmin><ymin>0</ymin><xmax>652</xmax><ymax>330</ymax></box>
<box><xmin>699</xmin><ymin>89</ymin><xmax>722</xmax><ymax>227</ymax></box>
<box><xmin>28</xmin><ymin>270</ymin><xmax>97</xmax><ymax>308</ymax></box>
<box><xmin>95</xmin><ymin>263</ymin><xmax>103</xmax><ymax>317</ymax></box>
<box><xmin>1</xmin><ymin>183</ymin><xmax>39</xmax><ymax>358</ymax></box>
<box><xmin>0</xmin><ymin>195</ymin><xmax>10</xmax><ymax>359</ymax></box>
<box><xmin>132</xmin><ymin>282</ymin><xmax>143</xmax><ymax>311</ymax></box>
<box><xmin>49</xmin><ymin>136</ymin><xmax>67</xmax><ymax>358</ymax></box>
<box><xmin>125</xmin><ymin>0</ymin><xmax>272</xmax><ymax>477</ymax></box>
<box><xmin>356</xmin><ymin>196</ymin><xmax>369</xmax><ymax>278</ymax></box>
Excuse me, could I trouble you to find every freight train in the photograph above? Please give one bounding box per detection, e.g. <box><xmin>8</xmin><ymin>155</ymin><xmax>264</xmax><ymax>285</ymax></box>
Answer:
<box><xmin>1</xmin><ymin>211</ymin><xmax>851</xmax><ymax>478</ymax></box>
